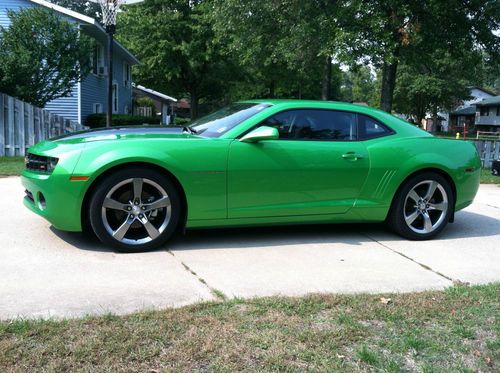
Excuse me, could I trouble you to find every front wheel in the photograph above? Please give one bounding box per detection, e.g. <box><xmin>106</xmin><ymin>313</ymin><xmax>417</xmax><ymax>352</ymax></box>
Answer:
<box><xmin>89</xmin><ymin>168</ymin><xmax>181</xmax><ymax>252</ymax></box>
<box><xmin>387</xmin><ymin>172</ymin><xmax>454</xmax><ymax>240</ymax></box>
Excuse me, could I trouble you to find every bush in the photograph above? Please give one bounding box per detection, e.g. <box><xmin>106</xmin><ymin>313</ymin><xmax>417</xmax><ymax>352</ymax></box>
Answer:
<box><xmin>174</xmin><ymin>116</ymin><xmax>191</xmax><ymax>126</ymax></box>
<box><xmin>85</xmin><ymin>114</ymin><xmax>160</xmax><ymax>128</ymax></box>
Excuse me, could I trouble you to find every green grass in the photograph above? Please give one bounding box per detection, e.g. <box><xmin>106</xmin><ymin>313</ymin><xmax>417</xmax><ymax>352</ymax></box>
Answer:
<box><xmin>0</xmin><ymin>157</ymin><xmax>24</xmax><ymax>176</ymax></box>
<box><xmin>0</xmin><ymin>283</ymin><xmax>498</xmax><ymax>372</ymax></box>
<box><xmin>481</xmin><ymin>168</ymin><xmax>499</xmax><ymax>184</ymax></box>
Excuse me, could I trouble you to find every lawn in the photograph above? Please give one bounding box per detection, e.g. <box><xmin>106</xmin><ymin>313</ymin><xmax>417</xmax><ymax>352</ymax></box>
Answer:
<box><xmin>1</xmin><ymin>157</ymin><xmax>498</xmax><ymax>183</ymax></box>
<box><xmin>0</xmin><ymin>283</ymin><xmax>498</xmax><ymax>372</ymax></box>
<box><xmin>0</xmin><ymin>157</ymin><xmax>24</xmax><ymax>176</ymax></box>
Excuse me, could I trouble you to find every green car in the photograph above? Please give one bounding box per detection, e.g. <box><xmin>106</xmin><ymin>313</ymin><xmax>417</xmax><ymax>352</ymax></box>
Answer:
<box><xmin>22</xmin><ymin>100</ymin><xmax>481</xmax><ymax>252</ymax></box>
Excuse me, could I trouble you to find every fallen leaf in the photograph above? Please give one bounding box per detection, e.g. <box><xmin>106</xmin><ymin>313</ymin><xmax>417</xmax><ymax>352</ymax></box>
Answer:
<box><xmin>473</xmin><ymin>350</ymin><xmax>481</xmax><ymax>357</ymax></box>
<box><xmin>451</xmin><ymin>309</ymin><xmax>456</xmax><ymax>316</ymax></box>
<box><xmin>486</xmin><ymin>356</ymin><xmax>492</xmax><ymax>367</ymax></box>
<box><xmin>380</xmin><ymin>297</ymin><xmax>392</xmax><ymax>305</ymax></box>
<box><xmin>337</xmin><ymin>354</ymin><xmax>345</xmax><ymax>359</ymax></box>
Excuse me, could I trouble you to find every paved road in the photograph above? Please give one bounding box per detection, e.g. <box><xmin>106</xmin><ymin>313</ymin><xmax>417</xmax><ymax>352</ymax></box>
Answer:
<box><xmin>1</xmin><ymin>177</ymin><xmax>498</xmax><ymax>319</ymax></box>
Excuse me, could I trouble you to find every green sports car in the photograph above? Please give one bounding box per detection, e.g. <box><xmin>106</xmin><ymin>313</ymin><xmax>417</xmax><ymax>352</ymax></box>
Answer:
<box><xmin>22</xmin><ymin>100</ymin><xmax>481</xmax><ymax>252</ymax></box>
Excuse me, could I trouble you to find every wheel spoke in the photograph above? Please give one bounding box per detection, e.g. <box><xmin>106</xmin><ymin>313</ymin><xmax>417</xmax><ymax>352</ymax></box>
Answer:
<box><xmin>143</xmin><ymin>220</ymin><xmax>160</xmax><ymax>239</ymax></box>
<box><xmin>103</xmin><ymin>197</ymin><xmax>126</xmax><ymax>211</ymax></box>
<box><xmin>113</xmin><ymin>216</ymin><xmax>134</xmax><ymax>241</ymax></box>
<box><xmin>405</xmin><ymin>210</ymin><xmax>419</xmax><ymax>225</ymax></box>
<box><xmin>145</xmin><ymin>196</ymin><xmax>170</xmax><ymax>211</ymax></box>
<box><xmin>408</xmin><ymin>189</ymin><xmax>421</xmax><ymax>203</ymax></box>
<box><xmin>428</xmin><ymin>201</ymin><xmax>448</xmax><ymax>211</ymax></box>
<box><xmin>133</xmin><ymin>178</ymin><xmax>143</xmax><ymax>201</ymax></box>
<box><xmin>422</xmin><ymin>211</ymin><xmax>433</xmax><ymax>233</ymax></box>
<box><xmin>424</xmin><ymin>181</ymin><xmax>438</xmax><ymax>200</ymax></box>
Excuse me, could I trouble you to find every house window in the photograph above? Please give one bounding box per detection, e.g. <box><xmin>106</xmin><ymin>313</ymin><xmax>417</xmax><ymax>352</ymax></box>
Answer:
<box><xmin>93</xmin><ymin>103</ymin><xmax>102</xmax><ymax>114</ymax></box>
<box><xmin>112</xmin><ymin>83</ymin><xmax>118</xmax><ymax>113</ymax></box>
<box><xmin>496</xmin><ymin>106</ymin><xmax>500</xmax><ymax>116</ymax></box>
<box><xmin>480</xmin><ymin>106</ymin><xmax>489</xmax><ymax>116</ymax></box>
<box><xmin>91</xmin><ymin>43</ymin><xmax>105</xmax><ymax>75</ymax></box>
<box><xmin>123</xmin><ymin>62</ymin><xmax>131</xmax><ymax>87</ymax></box>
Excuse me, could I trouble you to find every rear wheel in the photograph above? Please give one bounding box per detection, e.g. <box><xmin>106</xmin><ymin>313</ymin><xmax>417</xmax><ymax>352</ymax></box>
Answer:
<box><xmin>89</xmin><ymin>168</ymin><xmax>181</xmax><ymax>252</ymax></box>
<box><xmin>387</xmin><ymin>172</ymin><xmax>454</xmax><ymax>240</ymax></box>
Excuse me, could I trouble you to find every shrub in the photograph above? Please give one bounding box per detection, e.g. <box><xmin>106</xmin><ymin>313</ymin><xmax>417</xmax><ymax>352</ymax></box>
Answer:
<box><xmin>174</xmin><ymin>116</ymin><xmax>191</xmax><ymax>126</ymax></box>
<box><xmin>85</xmin><ymin>114</ymin><xmax>160</xmax><ymax>128</ymax></box>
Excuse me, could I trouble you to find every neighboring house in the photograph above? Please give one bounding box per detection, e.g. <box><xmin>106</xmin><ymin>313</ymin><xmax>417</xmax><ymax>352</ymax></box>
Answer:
<box><xmin>440</xmin><ymin>87</ymin><xmax>495</xmax><ymax>132</ymax></box>
<box><xmin>475</xmin><ymin>96</ymin><xmax>500</xmax><ymax>132</ymax></box>
<box><xmin>0</xmin><ymin>0</ymin><xmax>139</xmax><ymax>124</ymax></box>
<box><xmin>133</xmin><ymin>84</ymin><xmax>177</xmax><ymax>125</ymax></box>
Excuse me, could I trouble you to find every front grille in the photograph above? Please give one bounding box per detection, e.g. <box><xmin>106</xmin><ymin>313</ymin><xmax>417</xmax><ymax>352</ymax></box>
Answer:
<box><xmin>25</xmin><ymin>153</ymin><xmax>58</xmax><ymax>173</ymax></box>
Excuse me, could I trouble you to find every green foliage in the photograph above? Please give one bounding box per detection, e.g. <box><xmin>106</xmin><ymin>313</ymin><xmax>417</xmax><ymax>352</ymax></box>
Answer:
<box><xmin>85</xmin><ymin>114</ymin><xmax>159</xmax><ymax>128</ymax></box>
<box><xmin>0</xmin><ymin>8</ymin><xmax>93</xmax><ymax>107</ymax></box>
<box><xmin>340</xmin><ymin>66</ymin><xmax>379</xmax><ymax>106</ymax></box>
<box><xmin>173</xmin><ymin>117</ymin><xmax>191</xmax><ymax>126</ymax></box>
<box><xmin>117</xmin><ymin>0</ymin><xmax>238</xmax><ymax>118</ymax></box>
<box><xmin>48</xmin><ymin>0</ymin><xmax>101</xmax><ymax>20</ymax></box>
<box><xmin>135</xmin><ymin>97</ymin><xmax>156</xmax><ymax>115</ymax></box>
<box><xmin>212</xmin><ymin>0</ymin><xmax>338</xmax><ymax>100</ymax></box>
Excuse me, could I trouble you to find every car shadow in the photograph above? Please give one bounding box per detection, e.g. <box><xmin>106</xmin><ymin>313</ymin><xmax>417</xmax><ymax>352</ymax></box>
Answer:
<box><xmin>49</xmin><ymin>227</ymin><xmax>112</xmax><ymax>253</ymax></box>
<box><xmin>50</xmin><ymin>210</ymin><xmax>499</xmax><ymax>253</ymax></box>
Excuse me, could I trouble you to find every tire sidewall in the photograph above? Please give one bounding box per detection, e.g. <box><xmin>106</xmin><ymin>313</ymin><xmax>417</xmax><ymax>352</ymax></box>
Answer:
<box><xmin>89</xmin><ymin>167</ymin><xmax>181</xmax><ymax>252</ymax></box>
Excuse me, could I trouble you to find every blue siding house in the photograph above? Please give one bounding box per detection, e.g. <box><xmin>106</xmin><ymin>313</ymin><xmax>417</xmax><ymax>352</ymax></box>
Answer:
<box><xmin>0</xmin><ymin>0</ymin><xmax>139</xmax><ymax>124</ymax></box>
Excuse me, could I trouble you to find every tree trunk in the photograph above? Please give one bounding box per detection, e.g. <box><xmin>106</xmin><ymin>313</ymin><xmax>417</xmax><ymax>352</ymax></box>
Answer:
<box><xmin>379</xmin><ymin>60</ymin><xmax>398</xmax><ymax>112</ymax></box>
<box><xmin>190</xmin><ymin>90</ymin><xmax>198</xmax><ymax>119</ymax></box>
<box><xmin>268</xmin><ymin>80</ymin><xmax>275</xmax><ymax>98</ymax></box>
<box><xmin>321</xmin><ymin>55</ymin><xmax>332</xmax><ymax>100</ymax></box>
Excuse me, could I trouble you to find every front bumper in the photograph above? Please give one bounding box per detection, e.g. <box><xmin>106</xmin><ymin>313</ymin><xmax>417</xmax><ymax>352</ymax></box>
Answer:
<box><xmin>21</xmin><ymin>170</ymin><xmax>86</xmax><ymax>232</ymax></box>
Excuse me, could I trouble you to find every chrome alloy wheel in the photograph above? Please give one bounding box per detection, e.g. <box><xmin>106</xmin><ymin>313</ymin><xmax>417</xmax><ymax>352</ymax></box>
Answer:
<box><xmin>403</xmin><ymin>180</ymin><xmax>449</xmax><ymax>234</ymax></box>
<box><xmin>101</xmin><ymin>178</ymin><xmax>171</xmax><ymax>245</ymax></box>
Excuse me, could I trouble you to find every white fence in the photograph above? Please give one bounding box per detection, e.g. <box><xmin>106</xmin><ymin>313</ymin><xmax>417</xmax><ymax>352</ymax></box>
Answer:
<box><xmin>134</xmin><ymin>106</ymin><xmax>154</xmax><ymax>117</ymax></box>
<box><xmin>472</xmin><ymin>140</ymin><xmax>500</xmax><ymax>168</ymax></box>
<box><xmin>0</xmin><ymin>92</ymin><xmax>85</xmax><ymax>157</ymax></box>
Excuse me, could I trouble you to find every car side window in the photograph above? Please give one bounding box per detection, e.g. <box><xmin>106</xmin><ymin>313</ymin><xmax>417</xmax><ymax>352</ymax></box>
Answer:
<box><xmin>261</xmin><ymin>109</ymin><xmax>357</xmax><ymax>141</ymax></box>
<box><xmin>357</xmin><ymin>114</ymin><xmax>392</xmax><ymax>140</ymax></box>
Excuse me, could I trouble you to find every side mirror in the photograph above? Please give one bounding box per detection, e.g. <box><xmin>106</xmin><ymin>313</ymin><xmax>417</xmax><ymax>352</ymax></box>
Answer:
<box><xmin>240</xmin><ymin>126</ymin><xmax>279</xmax><ymax>143</ymax></box>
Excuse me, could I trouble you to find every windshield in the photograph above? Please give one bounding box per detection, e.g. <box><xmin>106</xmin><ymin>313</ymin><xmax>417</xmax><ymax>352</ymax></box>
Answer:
<box><xmin>189</xmin><ymin>103</ymin><xmax>270</xmax><ymax>137</ymax></box>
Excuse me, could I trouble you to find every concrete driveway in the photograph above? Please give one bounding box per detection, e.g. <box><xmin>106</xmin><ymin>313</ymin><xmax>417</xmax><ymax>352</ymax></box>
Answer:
<box><xmin>1</xmin><ymin>177</ymin><xmax>498</xmax><ymax>319</ymax></box>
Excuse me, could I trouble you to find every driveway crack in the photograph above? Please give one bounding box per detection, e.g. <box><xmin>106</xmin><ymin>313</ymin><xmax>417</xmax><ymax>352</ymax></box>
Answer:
<box><xmin>362</xmin><ymin>234</ymin><xmax>455</xmax><ymax>283</ymax></box>
<box><xmin>167</xmin><ymin>250</ymin><xmax>227</xmax><ymax>301</ymax></box>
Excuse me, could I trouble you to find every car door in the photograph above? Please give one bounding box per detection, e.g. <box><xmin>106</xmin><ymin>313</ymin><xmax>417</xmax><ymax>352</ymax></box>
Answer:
<box><xmin>227</xmin><ymin>108</ymin><xmax>370</xmax><ymax>218</ymax></box>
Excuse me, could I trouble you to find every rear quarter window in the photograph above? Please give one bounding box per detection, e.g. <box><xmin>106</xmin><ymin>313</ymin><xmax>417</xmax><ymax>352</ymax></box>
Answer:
<box><xmin>357</xmin><ymin>114</ymin><xmax>394</xmax><ymax>140</ymax></box>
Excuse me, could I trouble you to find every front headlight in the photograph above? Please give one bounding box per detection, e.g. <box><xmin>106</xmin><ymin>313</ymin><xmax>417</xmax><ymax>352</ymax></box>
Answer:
<box><xmin>25</xmin><ymin>153</ymin><xmax>59</xmax><ymax>174</ymax></box>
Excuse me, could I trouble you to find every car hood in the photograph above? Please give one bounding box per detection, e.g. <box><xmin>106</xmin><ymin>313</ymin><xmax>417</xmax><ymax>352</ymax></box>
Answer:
<box><xmin>50</xmin><ymin>126</ymin><xmax>194</xmax><ymax>144</ymax></box>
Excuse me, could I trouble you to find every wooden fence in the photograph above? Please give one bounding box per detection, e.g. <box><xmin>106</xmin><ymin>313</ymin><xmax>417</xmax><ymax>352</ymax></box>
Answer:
<box><xmin>0</xmin><ymin>92</ymin><xmax>85</xmax><ymax>157</ymax></box>
<box><xmin>472</xmin><ymin>140</ymin><xmax>500</xmax><ymax>168</ymax></box>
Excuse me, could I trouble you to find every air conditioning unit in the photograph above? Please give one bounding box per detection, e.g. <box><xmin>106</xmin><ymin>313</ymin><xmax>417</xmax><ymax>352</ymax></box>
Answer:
<box><xmin>98</xmin><ymin>66</ymin><xmax>107</xmax><ymax>76</ymax></box>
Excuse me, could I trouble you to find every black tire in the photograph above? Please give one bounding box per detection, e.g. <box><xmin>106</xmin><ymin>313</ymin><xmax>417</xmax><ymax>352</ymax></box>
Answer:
<box><xmin>387</xmin><ymin>172</ymin><xmax>454</xmax><ymax>240</ymax></box>
<box><xmin>89</xmin><ymin>167</ymin><xmax>181</xmax><ymax>253</ymax></box>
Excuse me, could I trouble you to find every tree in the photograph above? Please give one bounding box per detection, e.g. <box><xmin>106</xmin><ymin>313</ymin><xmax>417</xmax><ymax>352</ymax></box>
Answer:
<box><xmin>118</xmin><ymin>0</ymin><xmax>237</xmax><ymax>118</ymax></box>
<box><xmin>212</xmin><ymin>0</ymin><xmax>342</xmax><ymax>101</ymax></box>
<box><xmin>392</xmin><ymin>42</ymin><xmax>491</xmax><ymax>125</ymax></box>
<box><xmin>48</xmin><ymin>0</ymin><xmax>102</xmax><ymax>20</ymax></box>
<box><xmin>338</xmin><ymin>0</ymin><xmax>500</xmax><ymax>112</ymax></box>
<box><xmin>340</xmin><ymin>66</ymin><xmax>378</xmax><ymax>105</ymax></box>
<box><xmin>0</xmin><ymin>8</ymin><xmax>93</xmax><ymax>107</ymax></box>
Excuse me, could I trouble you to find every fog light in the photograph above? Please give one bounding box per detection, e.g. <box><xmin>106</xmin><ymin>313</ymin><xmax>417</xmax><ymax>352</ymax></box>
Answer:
<box><xmin>38</xmin><ymin>192</ymin><xmax>46</xmax><ymax>210</ymax></box>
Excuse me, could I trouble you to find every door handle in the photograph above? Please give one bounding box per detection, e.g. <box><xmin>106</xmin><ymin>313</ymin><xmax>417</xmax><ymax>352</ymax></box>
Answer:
<box><xmin>342</xmin><ymin>152</ymin><xmax>364</xmax><ymax>161</ymax></box>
